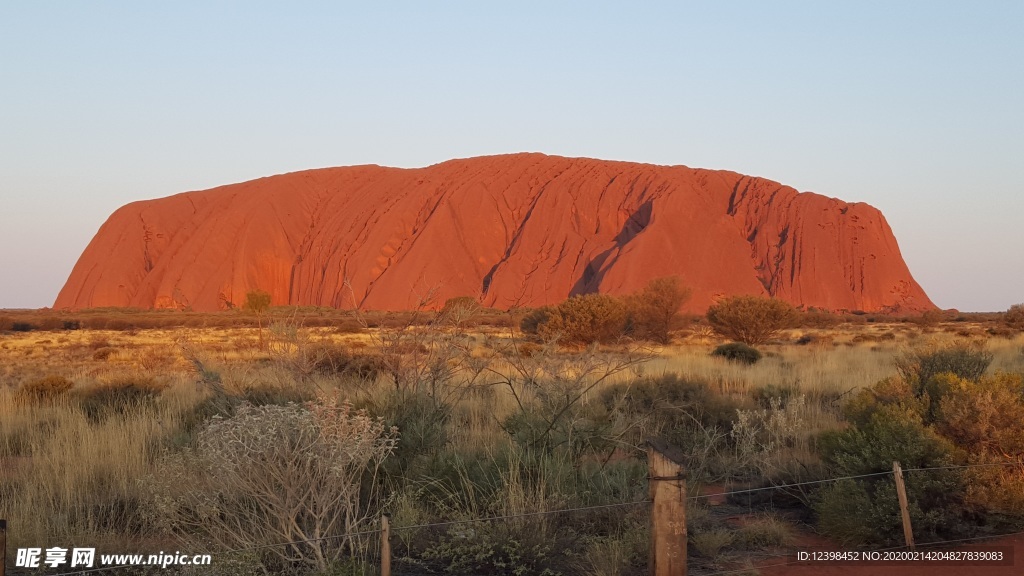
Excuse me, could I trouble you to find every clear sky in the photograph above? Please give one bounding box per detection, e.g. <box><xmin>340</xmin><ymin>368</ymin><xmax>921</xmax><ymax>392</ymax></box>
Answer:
<box><xmin>1</xmin><ymin>2</ymin><xmax>1021</xmax><ymax>311</ymax></box>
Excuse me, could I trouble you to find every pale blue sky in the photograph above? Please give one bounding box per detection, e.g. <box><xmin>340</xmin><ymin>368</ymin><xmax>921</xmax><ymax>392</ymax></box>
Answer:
<box><xmin>1</xmin><ymin>2</ymin><xmax>1021</xmax><ymax>311</ymax></box>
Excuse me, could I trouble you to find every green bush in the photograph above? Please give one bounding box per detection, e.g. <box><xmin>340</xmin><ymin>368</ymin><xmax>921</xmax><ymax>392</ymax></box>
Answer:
<box><xmin>689</xmin><ymin>529</ymin><xmax>734</xmax><ymax>558</ymax></box>
<box><xmin>734</xmin><ymin>515</ymin><xmax>792</xmax><ymax>549</ymax></box>
<box><xmin>536</xmin><ymin>294</ymin><xmax>628</xmax><ymax>345</ymax></box>
<box><xmin>706</xmin><ymin>295</ymin><xmax>799</xmax><ymax>345</ymax></box>
<box><xmin>711</xmin><ymin>342</ymin><xmax>762</xmax><ymax>365</ymax></box>
<box><xmin>821</xmin><ymin>372</ymin><xmax>1024</xmax><ymax>545</ymax></box>
<box><xmin>600</xmin><ymin>374</ymin><xmax>741</xmax><ymax>480</ymax></box>
<box><xmin>421</xmin><ymin>529</ymin><xmax>563</xmax><ymax>576</ymax></box>
<box><xmin>368</xmin><ymin>390</ymin><xmax>450</xmax><ymax>479</ymax></box>
<box><xmin>895</xmin><ymin>343</ymin><xmax>993</xmax><ymax>394</ymax></box>
<box><xmin>815</xmin><ymin>405</ymin><xmax>966</xmax><ymax>545</ymax></box>
<box><xmin>625</xmin><ymin>276</ymin><xmax>691</xmax><ymax>344</ymax></box>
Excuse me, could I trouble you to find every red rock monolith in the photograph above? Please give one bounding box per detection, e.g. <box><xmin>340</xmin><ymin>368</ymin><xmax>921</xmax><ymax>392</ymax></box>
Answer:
<box><xmin>55</xmin><ymin>153</ymin><xmax>935</xmax><ymax>313</ymax></box>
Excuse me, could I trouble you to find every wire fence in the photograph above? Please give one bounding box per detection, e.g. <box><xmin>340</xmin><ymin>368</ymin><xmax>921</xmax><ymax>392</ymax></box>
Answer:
<box><xmin>26</xmin><ymin>459</ymin><xmax>1024</xmax><ymax>576</ymax></box>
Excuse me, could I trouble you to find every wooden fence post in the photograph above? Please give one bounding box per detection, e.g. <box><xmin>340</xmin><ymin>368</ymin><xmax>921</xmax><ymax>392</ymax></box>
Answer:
<box><xmin>647</xmin><ymin>439</ymin><xmax>687</xmax><ymax>576</ymax></box>
<box><xmin>380</xmin><ymin>513</ymin><xmax>391</xmax><ymax>576</ymax></box>
<box><xmin>1</xmin><ymin>518</ymin><xmax>7</xmax><ymax>576</ymax></box>
<box><xmin>893</xmin><ymin>461</ymin><xmax>915</xmax><ymax>550</ymax></box>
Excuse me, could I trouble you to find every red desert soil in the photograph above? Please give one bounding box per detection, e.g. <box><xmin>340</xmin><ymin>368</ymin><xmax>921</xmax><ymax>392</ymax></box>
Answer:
<box><xmin>55</xmin><ymin>153</ymin><xmax>934</xmax><ymax>313</ymax></box>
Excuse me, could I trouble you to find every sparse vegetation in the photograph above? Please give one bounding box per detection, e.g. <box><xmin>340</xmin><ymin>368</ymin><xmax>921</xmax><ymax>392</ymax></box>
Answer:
<box><xmin>1</xmin><ymin>304</ymin><xmax>1023</xmax><ymax>574</ymax></box>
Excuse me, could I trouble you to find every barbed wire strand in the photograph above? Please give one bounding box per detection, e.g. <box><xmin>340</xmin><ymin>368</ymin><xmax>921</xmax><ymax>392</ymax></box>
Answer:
<box><xmin>692</xmin><ymin>461</ymin><xmax>1024</xmax><ymax>503</ymax></box>
<box><xmin>391</xmin><ymin>498</ymin><xmax>651</xmax><ymax>532</ymax></box>
<box><xmin>882</xmin><ymin>529</ymin><xmax>1024</xmax><ymax>551</ymax></box>
<box><xmin>903</xmin><ymin>461</ymin><xmax>1021</xmax><ymax>473</ymax></box>
<box><xmin>688</xmin><ymin>470</ymin><xmax>893</xmax><ymax>501</ymax></box>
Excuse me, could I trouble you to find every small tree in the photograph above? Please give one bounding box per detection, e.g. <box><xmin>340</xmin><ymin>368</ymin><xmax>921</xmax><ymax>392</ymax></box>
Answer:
<box><xmin>627</xmin><ymin>276</ymin><xmax>692</xmax><ymax>344</ymax></box>
<box><xmin>705</xmin><ymin>295</ymin><xmax>798</xmax><ymax>345</ymax></box>
<box><xmin>439</xmin><ymin>296</ymin><xmax>482</xmax><ymax>328</ymax></box>
<box><xmin>244</xmin><ymin>289</ymin><xmax>272</xmax><ymax>349</ymax></box>
<box><xmin>1006</xmin><ymin>303</ymin><xmax>1024</xmax><ymax>331</ymax></box>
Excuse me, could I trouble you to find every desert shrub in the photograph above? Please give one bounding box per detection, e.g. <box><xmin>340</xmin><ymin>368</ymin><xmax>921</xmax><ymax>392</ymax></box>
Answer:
<box><xmin>895</xmin><ymin>342</ymin><xmax>993</xmax><ymax>396</ymax></box>
<box><xmin>689</xmin><ymin>529</ymin><xmax>734</xmax><ymax>558</ymax></box>
<box><xmin>149</xmin><ymin>400</ymin><xmax>397</xmax><ymax>573</ymax></box>
<box><xmin>706</xmin><ymin>295</ymin><xmax>799</xmax><ymax>345</ymax></box>
<box><xmin>1005</xmin><ymin>304</ymin><xmax>1024</xmax><ymax>331</ymax></box>
<box><xmin>933</xmin><ymin>373</ymin><xmax>1024</xmax><ymax>515</ymax></box>
<box><xmin>536</xmin><ymin>294</ymin><xmax>628</xmax><ymax>344</ymax></box>
<box><xmin>17</xmin><ymin>375</ymin><xmax>74</xmax><ymax>402</ymax></box>
<box><xmin>711</xmin><ymin>342</ymin><xmax>762</xmax><ymax>365</ymax></box>
<box><xmin>237</xmin><ymin>380</ymin><xmax>317</xmax><ymax>407</ymax></box>
<box><xmin>815</xmin><ymin>405</ymin><xmax>966</xmax><ymax>545</ymax></box>
<box><xmin>11</xmin><ymin>321</ymin><xmax>35</xmax><ymax>332</ymax></box>
<box><xmin>734</xmin><ymin>515</ymin><xmax>792</xmax><ymax>549</ymax></box>
<box><xmin>92</xmin><ymin>347</ymin><xmax>117</xmax><ymax>361</ymax></box>
<box><xmin>913</xmin><ymin>309</ymin><xmax>946</xmax><ymax>327</ymax></box>
<box><xmin>624</xmin><ymin>276</ymin><xmax>691</xmax><ymax>344</ymax></box>
<box><xmin>581</xmin><ymin>527</ymin><xmax>648</xmax><ymax>576</ymax></box>
<box><xmin>367</xmin><ymin>390</ymin><xmax>451</xmax><ymax>479</ymax></box>
<box><xmin>822</xmin><ymin>370</ymin><xmax>1024</xmax><ymax>544</ymax></box>
<box><xmin>77</xmin><ymin>376</ymin><xmax>167</xmax><ymax>421</ymax></box>
<box><xmin>303</xmin><ymin>343</ymin><xmax>384</xmax><ymax>380</ymax></box>
<box><xmin>421</xmin><ymin>528</ymin><xmax>563</xmax><ymax>576</ymax></box>
<box><xmin>813</xmin><ymin>479</ymin><xmax>876</xmax><ymax>545</ymax></box>
<box><xmin>600</xmin><ymin>374</ymin><xmax>741</xmax><ymax>480</ymax></box>
<box><xmin>751</xmin><ymin>383</ymin><xmax>799</xmax><ymax>408</ymax></box>
<box><xmin>795</xmin><ymin>333</ymin><xmax>833</xmax><ymax>346</ymax></box>
<box><xmin>799</xmin><ymin>308</ymin><xmax>843</xmax><ymax>329</ymax></box>
<box><xmin>520</xmin><ymin>307</ymin><xmax>554</xmax><ymax>335</ymax></box>
<box><xmin>440</xmin><ymin>296</ymin><xmax>483</xmax><ymax>326</ymax></box>
<box><xmin>731</xmin><ymin>395</ymin><xmax>813</xmax><ymax>483</ymax></box>
<box><xmin>987</xmin><ymin>325</ymin><xmax>1018</xmax><ymax>338</ymax></box>
<box><xmin>61</xmin><ymin>319</ymin><xmax>81</xmax><ymax>330</ymax></box>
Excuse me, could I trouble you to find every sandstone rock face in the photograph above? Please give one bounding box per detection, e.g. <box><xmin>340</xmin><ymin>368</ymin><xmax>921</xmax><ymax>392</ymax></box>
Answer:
<box><xmin>55</xmin><ymin>153</ymin><xmax>935</xmax><ymax>313</ymax></box>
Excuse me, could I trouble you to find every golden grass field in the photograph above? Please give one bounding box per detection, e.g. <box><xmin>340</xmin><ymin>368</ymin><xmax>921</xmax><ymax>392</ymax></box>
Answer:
<box><xmin>1</xmin><ymin>311</ymin><xmax>1022</xmax><ymax>575</ymax></box>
